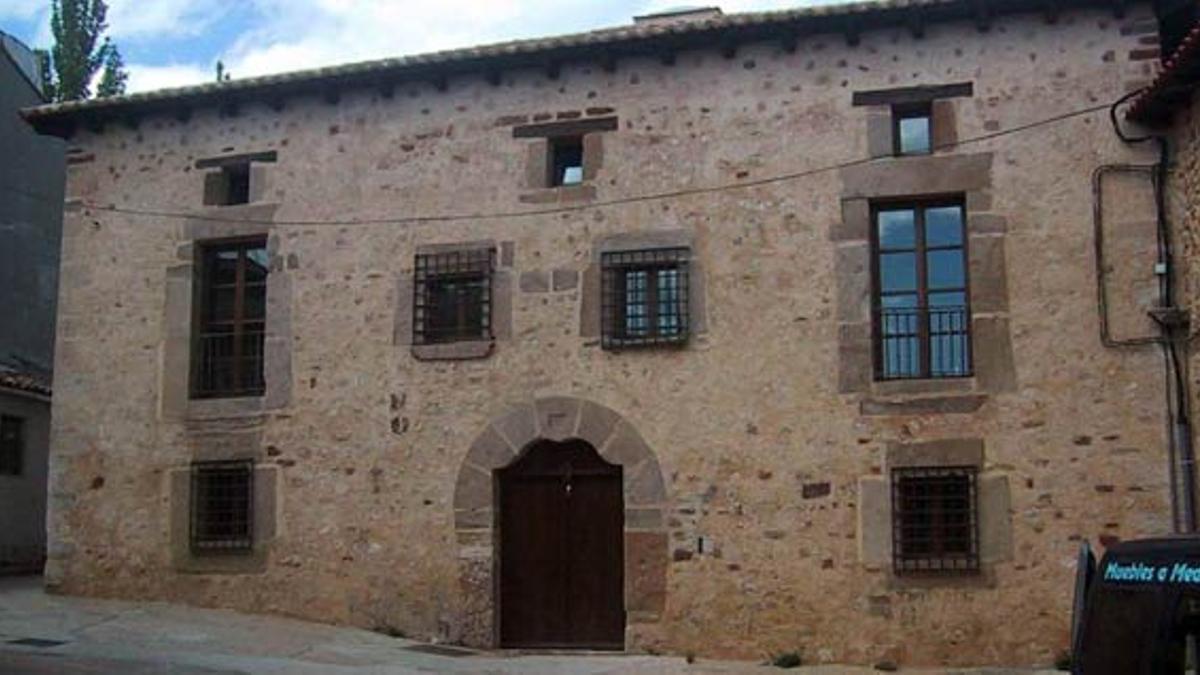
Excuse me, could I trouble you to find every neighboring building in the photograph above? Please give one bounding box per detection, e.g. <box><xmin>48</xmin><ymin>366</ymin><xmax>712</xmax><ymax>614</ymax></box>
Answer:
<box><xmin>20</xmin><ymin>0</ymin><xmax>1180</xmax><ymax>666</ymax></box>
<box><xmin>0</xmin><ymin>32</ymin><xmax>63</xmax><ymax>573</ymax></box>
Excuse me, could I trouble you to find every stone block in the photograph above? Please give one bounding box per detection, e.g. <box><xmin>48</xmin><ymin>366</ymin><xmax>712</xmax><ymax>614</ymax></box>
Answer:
<box><xmin>840</xmin><ymin>152</ymin><xmax>993</xmax><ymax>199</ymax></box>
<box><xmin>601</xmin><ymin>421</ymin><xmax>653</xmax><ymax>468</ymax></box>
<box><xmin>973</xmin><ymin>316</ymin><xmax>1018</xmax><ymax>392</ymax></box>
<box><xmin>968</xmin><ymin>234</ymin><xmax>1009</xmax><ymax>313</ymax></box>
<box><xmin>860</xmin><ymin>394</ymin><xmax>988</xmax><ymax>416</ymax></box>
<box><xmin>453</xmin><ymin>464</ymin><xmax>493</xmax><ymax>512</ymax></box>
<box><xmin>535</xmin><ymin>396</ymin><xmax>582</xmax><ymax>441</ymax></box>
<box><xmin>837</xmin><ymin>322</ymin><xmax>872</xmax><ymax>394</ymax></box>
<box><xmin>552</xmin><ymin>268</ymin><xmax>579</xmax><ymax>291</ymax></box>
<box><xmin>519</xmin><ymin>270</ymin><xmax>549</xmax><ymax>293</ymax></box>
<box><xmin>625</xmin><ymin>531</ymin><xmax>668</xmax><ymax>613</ymax></box>
<box><xmin>576</xmin><ymin>399</ymin><xmax>621</xmax><ymax>447</ymax></box>
<box><xmin>833</xmin><ymin>198</ymin><xmax>870</xmax><ymax>242</ymax></box>
<box><xmin>886</xmin><ymin>438</ymin><xmax>984</xmax><ymax>469</ymax></box>
<box><xmin>493</xmin><ymin>403</ymin><xmax>537</xmax><ymax>450</ymax></box>
<box><xmin>466</xmin><ymin>426</ymin><xmax>516</xmax><ymax>469</ymax></box>
<box><xmin>835</xmin><ymin>243</ymin><xmax>871</xmax><ymax>323</ymax></box>
<box><xmin>866</xmin><ymin>108</ymin><xmax>892</xmax><ymax>159</ymax></box>
<box><xmin>978</xmin><ymin>473</ymin><xmax>1013</xmax><ymax>563</ymax></box>
<box><xmin>858</xmin><ymin>476</ymin><xmax>891</xmax><ymax>566</ymax></box>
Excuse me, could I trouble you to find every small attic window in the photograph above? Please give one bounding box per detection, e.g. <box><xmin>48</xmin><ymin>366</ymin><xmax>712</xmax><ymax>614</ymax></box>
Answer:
<box><xmin>550</xmin><ymin>136</ymin><xmax>584</xmax><ymax>187</ymax></box>
<box><xmin>197</xmin><ymin>151</ymin><xmax>277</xmax><ymax>207</ymax></box>
<box><xmin>222</xmin><ymin>163</ymin><xmax>251</xmax><ymax>205</ymax></box>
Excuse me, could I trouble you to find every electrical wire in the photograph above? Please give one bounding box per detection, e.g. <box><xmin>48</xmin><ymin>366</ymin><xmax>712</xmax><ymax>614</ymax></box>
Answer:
<box><xmin>2</xmin><ymin>99</ymin><xmax>1115</xmax><ymax>227</ymax></box>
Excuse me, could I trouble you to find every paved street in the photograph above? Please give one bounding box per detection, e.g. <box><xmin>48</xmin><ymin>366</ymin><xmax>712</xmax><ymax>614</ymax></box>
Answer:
<box><xmin>0</xmin><ymin>575</ymin><xmax>1058</xmax><ymax>674</ymax></box>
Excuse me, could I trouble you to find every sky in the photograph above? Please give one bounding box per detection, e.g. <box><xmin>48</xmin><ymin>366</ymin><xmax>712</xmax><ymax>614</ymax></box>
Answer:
<box><xmin>0</xmin><ymin>0</ymin><xmax>840</xmax><ymax>94</ymax></box>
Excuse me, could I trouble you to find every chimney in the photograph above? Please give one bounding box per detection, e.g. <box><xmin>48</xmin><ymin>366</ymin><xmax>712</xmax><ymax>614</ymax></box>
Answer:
<box><xmin>633</xmin><ymin>6</ymin><xmax>723</xmax><ymax>26</ymax></box>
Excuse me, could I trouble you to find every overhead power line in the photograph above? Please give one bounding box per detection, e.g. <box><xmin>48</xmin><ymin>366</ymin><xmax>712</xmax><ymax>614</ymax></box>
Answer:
<box><xmin>4</xmin><ymin>100</ymin><xmax>1117</xmax><ymax>228</ymax></box>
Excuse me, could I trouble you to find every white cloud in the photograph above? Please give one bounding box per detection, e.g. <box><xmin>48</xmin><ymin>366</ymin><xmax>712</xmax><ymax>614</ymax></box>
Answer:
<box><xmin>105</xmin><ymin>0</ymin><xmax>234</xmax><ymax>39</ymax></box>
<box><xmin>0</xmin><ymin>0</ymin><xmax>41</xmax><ymax>20</ymax></box>
<box><xmin>126</xmin><ymin>62</ymin><xmax>211</xmax><ymax>92</ymax></box>
<box><xmin>120</xmin><ymin>0</ymin><xmax>850</xmax><ymax>94</ymax></box>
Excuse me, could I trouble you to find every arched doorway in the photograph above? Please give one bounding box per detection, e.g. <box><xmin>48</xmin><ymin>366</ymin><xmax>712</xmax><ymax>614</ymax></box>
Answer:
<box><xmin>452</xmin><ymin>397</ymin><xmax>667</xmax><ymax>651</ymax></box>
<box><xmin>498</xmin><ymin>439</ymin><xmax>625</xmax><ymax>649</ymax></box>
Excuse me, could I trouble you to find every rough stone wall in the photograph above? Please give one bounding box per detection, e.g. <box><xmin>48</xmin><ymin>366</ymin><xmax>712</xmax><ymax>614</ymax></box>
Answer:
<box><xmin>1171</xmin><ymin>80</ymin><xmax>1200</xmax><ymax>530</ymax></box>
<box><xmin>46</xmin><ymin>7</ymin><xmax>1171</xmax><ymax>668</ymax></box>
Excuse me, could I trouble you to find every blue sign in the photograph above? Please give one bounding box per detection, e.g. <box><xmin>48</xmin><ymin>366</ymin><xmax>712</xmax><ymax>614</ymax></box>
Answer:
<box><xmin>1104</xmin><ymin>560</ymin><xmax>1200</xmax><ymax>585</ymax></box>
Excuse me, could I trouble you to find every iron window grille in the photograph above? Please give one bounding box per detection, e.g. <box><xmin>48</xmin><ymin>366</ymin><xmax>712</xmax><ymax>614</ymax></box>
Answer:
<box><xmin>0</xmin><ymin>415</ymin><xmax>23</xmax><ymax>476</ymax></box>
<box><xmin>413</xmin><ymin>248</ymin><xmax>494</xmax><ymax>344</ymax></box>
<box><xmin>891</xmin><ymin>466</ymin><xmax>979</xmax><ymax>575</ymax></box>
<box><xmin>190</xmin><ymin>460</ymin><xmax>254</xmax><ymax>553</ymax></box>
<box><xmin>872</xmin><ymin>200</ymin><xmax>972</xmax><ymax>380</ymax></box>
<box><xmin>601</xmin><ymin>247</ymin><xmax>690</xmax><ymax>350</ymax></box>
<box><xmin>893</xmin><ymin>102</ymin><xmax>932</xmax><ymax>156</ymax></box>
<box><xmin>193</xmin><ymin>238</ymin><xmax>268</xmax><ymax>399</ymax></box>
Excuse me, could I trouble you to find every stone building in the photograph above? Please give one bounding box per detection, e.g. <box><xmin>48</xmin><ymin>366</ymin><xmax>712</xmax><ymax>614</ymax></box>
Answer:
<box><xmin>0</xmin><ymin>30</ymin><xmax>63</xmax><ymax>573</ymax></box>
<box><xmin>20</xmin><ymin>0</ymin><xmax>1181</xmax><ymax>666</ymax></box>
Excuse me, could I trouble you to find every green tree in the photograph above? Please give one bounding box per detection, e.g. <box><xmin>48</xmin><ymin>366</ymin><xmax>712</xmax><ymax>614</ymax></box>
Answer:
<box><xmin>34</xmin><ymin>0</ymin><xmax>128</xmax><ymax>102</ymax></box>
<box><xmin>96</xmin><ymin>45</ymin><xmax>127</xmax><ymax>97</ymax></box>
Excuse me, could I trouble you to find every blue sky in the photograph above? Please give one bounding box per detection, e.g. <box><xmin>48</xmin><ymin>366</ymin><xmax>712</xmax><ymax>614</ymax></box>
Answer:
<box><xmin>0</xmin><ymin>0</ymin><xmax>837</xmax><ymax>93</ymax></box>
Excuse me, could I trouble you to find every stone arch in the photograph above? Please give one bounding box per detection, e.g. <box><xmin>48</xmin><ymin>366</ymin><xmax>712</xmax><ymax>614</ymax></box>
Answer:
<box><xmin>452</xmin><ymin>396</ymin><xmax>668</xmax><ymax>649</ymax></box>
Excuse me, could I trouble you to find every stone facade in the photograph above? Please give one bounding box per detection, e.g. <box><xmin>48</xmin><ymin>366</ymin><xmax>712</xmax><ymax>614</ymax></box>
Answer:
<box><xmin>33</xmin><ymin>3</ymin><xmax>1179</xmax><ymax>667</ymax></box>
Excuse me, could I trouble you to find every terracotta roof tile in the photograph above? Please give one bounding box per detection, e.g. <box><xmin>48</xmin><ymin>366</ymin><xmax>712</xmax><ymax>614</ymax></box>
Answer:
<box><xmin>0</xmin><ymin>370</ymin><xmax>51</xmax><ymax>397</ymax></box>
<box><xmin>19</xmin><ymin>0</ymin><xmax>1119</xmax><ymax>131</ymax></box>
<box><xmin>1127</xmin><ymin>22</ymin><xmax>1200</xmax><ymax>124</ymax></box>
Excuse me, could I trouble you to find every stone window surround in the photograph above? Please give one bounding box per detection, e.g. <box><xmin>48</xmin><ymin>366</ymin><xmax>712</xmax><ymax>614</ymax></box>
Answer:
<box><xmin>854</xmin><ymin>83</ymin><xmax>973</xmax><ymax>159</ymax></box>
<box><xmin>515</xmin><ymin>117</ymin><xmax>616</xmax><ymax>204</ymax></box>
<box><xmin>580</xmin><ymin>229</ymin><xmax>708</xmax><ymax>344</ymax></box>
<box><xmin>160</xmin><ymin>203</ymin><xmax>294</xmax><ymax>421</ymax></box>
<box><xmin>857</xmin><ymin>438</ymin><xmax>1013</xmax><ymax>588</ymax></box>
<box><xmin>168</xmin><ymin>460</ymin><xmax>279</xmax><ymax>574</ymax></box>
<box><xmin>835</xmin><ymin>152</ymin><xmax>1017</xmax><ymax>414</ymax></box>
<box><xmin>199</xmin><ymin>151</ymin><xmax>276</xmax><ymax>207</ymax></box>
<box><xmin>451</xmin><ymin>396</ymin><xmax>668</xmax><ymax>649</ymax></box>
<box><xmin>394</xmin><ymin>240</ymin><xmax>514</xmax><ymax>361</ymax></box>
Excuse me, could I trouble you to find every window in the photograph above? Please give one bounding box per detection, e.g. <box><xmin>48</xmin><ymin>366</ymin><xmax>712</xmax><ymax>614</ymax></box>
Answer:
<box><xmin>190</xmin><ymin>460</ymin><xmax>254</xmax><ymax>553</ymax></box>
<box><xmin>891</xmin><ymin>466</ymin><xmax>979</xmax><ymax>574</ymax></box>
<box><xmin>0</xmin><ymin>416</ymin><xmax>22</xmax><ymax>476</ymax></box>
<box><xmin>549</xmin><ymin>136</ymin><xmax>584</xmax><ymax>186</ymax></box>
<box><xmin>204</xmin><ymin>163</ymin><xmax>252</xmax><ymax>206</ymax></box>
<box><xmin>193</xmin><ymin>238</ymin><xmax>268</xmax><ymax>398</ymax></box>
<box><xmin>601</xmin><ymin>248</ymin><xmax>690</xmax><ymax>349</ymax></box>
<box><xmin>893</xmin><ymin>102</ymin><xmax>932</xmax><ymax>155</ymax></box>
<box><xmin>872</xmin><ymin>200</ymin><xmax>970</xmax><ymax>380</ymax></box>
<box><xmin>413</xmin><ymin>248</ymin><xmax>493</xmax><ymax>344</ymax></box>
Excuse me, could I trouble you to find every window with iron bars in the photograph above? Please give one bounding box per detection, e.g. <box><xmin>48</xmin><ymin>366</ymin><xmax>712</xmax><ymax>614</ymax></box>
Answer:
<box><xmin>190</xmin><ymin>460</ymin><xmax>254</xmax><ymax>553</ymax></box>
<box><xmin>891</xmin><ymin>466</ymin><xmax>979</xmax><ymax>575</ymax></box>
<box><xmin>193</xmin><ymin>238</ymin><xmax>268</xmax><ymax>398</ymax></box>
<box><xmin>601</xmin><ymin>247</ymin><xmax>690</xmax><ymax>350</ymax></box>
<box><xmin>412</xmin><ymin>248</ymin><xmax>494</xmax><ymax>344</ymax></box>
<box><xmin>872</xmin><ymin>200</ymin><xmax>971</xmax><ymax>380</ymax></box>
<box><xmin>0</xmin><ymin>415</ymin><xmax>23</xmax><ymax>476</ymax></box>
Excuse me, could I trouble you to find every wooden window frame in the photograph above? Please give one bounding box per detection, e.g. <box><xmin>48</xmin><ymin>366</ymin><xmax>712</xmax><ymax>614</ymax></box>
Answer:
<box><xmin>870</xmin><ymin>198</ymin><xmax>972</xmax><ymax>380</ymax></box>
<box><xmin>0</xmin><ymin>415</ymin><xmax>23</xmax><ymax>476</ymax></box>
<box><xmin>891</xmin><ymin>465</ymin><xmax>980</xmax><ymax>575</ymax></box>
<box><xmin>600</xmin><ymin>247</ymin><xmax>690</xmax><ymax>350</ymax></box>
<box><xmin>192</xmin><ymin>237</ymin><xmax>269</xmax><ymax>399</ymax></box>
<box><xmin>412</xmin><ymin>248</ymin><xmax>494</xmax><ymax>345</ymax></box>
<box><xmin>190</xmin><ymin>460</ymin><xmax>254</xmax><ymax>554</ymax></box>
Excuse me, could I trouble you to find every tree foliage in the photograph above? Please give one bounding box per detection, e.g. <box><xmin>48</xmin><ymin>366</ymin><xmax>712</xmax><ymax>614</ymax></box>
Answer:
<box><xmin>34</xmin><ymin>0</ymin><xmax>128</xmax><ymax>102</ymax></box>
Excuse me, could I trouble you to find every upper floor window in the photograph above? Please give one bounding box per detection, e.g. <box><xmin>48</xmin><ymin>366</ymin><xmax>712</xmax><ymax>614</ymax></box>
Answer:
<box><xmin>550</xmin><ymin>136</ymin><xmax>584</xmax><ymax>186</ymax></box>
<box><xmin>0</xmin><ymin>415</ymin><xmax>23</xmax><ymax>476</ymax></box>
<box><xmin>190</xmin><ymin>460</ymin><xmax>254</xmax><ymax>553</ymax></box>
<box><xmin>193</xmin><ymin>238</ymin><xmax>268</xmax><ymax>399</ymax></box>
<box><xmin>872</xmin><ymin>200</ymin><xmax>970</xmax><ymax>380</ymax></box>
<box><xmin>198</xmin><ymin>151</ymin><xmax>277</xmax><ymax>207</ymax></box>
<box><xmin>892</xmin><ymin>465</ymin><xmax>979</xmax><ymax>575</ymax></box>
<box><xmin>893</xmin><ymin>102</ymin><xmax>932</xmax><ymax>156</ymax></box>
<box><xmin>601</xmin><ymin>247</ymin><xmax>689</xmax><ymax>350</ymax></box>
<box><xmin>413</xmin><ymin>248</ymin><xmax>493</xmax><ymax>344</ymax></box>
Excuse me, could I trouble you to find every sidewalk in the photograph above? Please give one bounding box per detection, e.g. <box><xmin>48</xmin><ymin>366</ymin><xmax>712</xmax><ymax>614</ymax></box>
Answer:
<box><xmin>0</xmin><ymin>575</ymin><xmax>1058</xmax><ymax>674</ymax></box>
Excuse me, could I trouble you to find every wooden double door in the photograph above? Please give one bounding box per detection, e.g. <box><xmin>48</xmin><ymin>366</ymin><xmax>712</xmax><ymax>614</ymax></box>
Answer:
<box><xmin>498</xmin><ymin>439</ymin><xmax>625</xmax><ymax>649</ymax></box>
